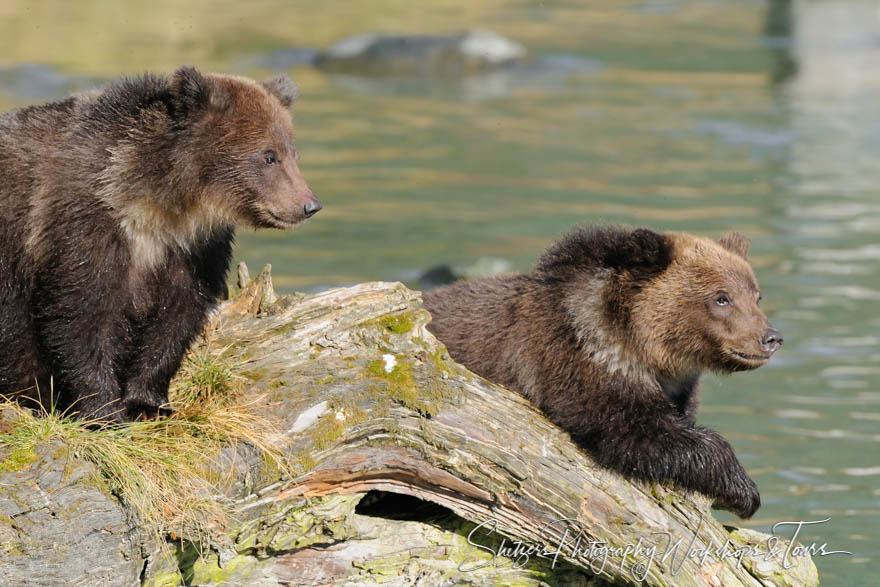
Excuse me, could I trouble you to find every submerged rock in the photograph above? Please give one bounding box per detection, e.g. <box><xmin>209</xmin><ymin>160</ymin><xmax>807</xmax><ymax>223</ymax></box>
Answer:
<box><xmin>0</xmin><ymin>64</ymin><xmax>102</xmax><ymax>102</ymax></box>
<box><xmin>416</xmin><ymin>257</ymin><xmax>513</xmax><ymax>290</ymax></box>
<box><xmin>313</xmin><ymin>30</ymin><xmax>527</xmax><ymax>75</ymax></box>
<box><xmin>317</xmin><ymin>50</ymin><xmax>602</xmax><ymax>102</ymax></box>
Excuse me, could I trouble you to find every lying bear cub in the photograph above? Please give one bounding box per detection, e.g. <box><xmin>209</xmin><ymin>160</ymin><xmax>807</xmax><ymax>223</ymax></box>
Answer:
<box><xmin>424</xmin><ymin>226</ymin><xmax>782</xmax><ymax>518</ymax></box>
<box><xmin>0</xmin><ymin>67</ymin><xmax>321</xmax><ymax>422</ymax></box>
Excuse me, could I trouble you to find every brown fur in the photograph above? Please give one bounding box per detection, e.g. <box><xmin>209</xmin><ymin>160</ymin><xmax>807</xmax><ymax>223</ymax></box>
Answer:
<box><xmin>424</xmin><ymin>226</ymin><xmax>782</xmax><ymax>518</ymax></box>
<box><xmin>0</xmin><ymin>67</ymin><xmax>321</xmax><ymax>422</ymax></box>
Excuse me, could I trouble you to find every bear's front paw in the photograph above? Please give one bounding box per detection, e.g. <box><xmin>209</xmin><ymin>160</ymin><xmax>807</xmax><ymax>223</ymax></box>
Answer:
<box><xmin>714</xmin><ymin>474</ymin><xmax>760</xmax><ymax>519</ymax></box>
<box><xmin>124</xmin><ymin>400</ymin><xmax>172</xmax><ymax>422</ymax></box>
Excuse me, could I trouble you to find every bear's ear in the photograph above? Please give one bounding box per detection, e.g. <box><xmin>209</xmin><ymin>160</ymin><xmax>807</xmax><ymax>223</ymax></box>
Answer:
<box><xmin>170</xmin><ymin>66</ymin><xmax>229</xmax><ymax>116</ymax></box>
<box><xmin>718</xmin><ymin>232</ymin><xmax>750</xmax><ymax>259</ymax></box>
<box><xmin>262</xmin><ymin>75</ymin><xmax>298</xmax><ymax>108</ymax></box>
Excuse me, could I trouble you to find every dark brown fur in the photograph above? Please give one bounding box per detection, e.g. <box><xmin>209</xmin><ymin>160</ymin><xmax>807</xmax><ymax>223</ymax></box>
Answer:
<box><xmin>0</xmin><ymin>66</ymin><xmax>321</xmax><ymax>422</ymax></box>
<box><xmin>424</xmin><ymin>226</ymin><xmax>782</xmax><ymax>518</ymax></box>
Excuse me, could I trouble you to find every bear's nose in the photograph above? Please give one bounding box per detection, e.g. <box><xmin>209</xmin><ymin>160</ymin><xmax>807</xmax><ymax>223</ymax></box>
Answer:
<box><xmin>761</xmin><ymin>328</ymin><xmax>783</xmax><ymax>355</ymax></box>
<box><xmin>303</xmin><ymin>198</ymin><xmax>323</xmax><ymax>218</ymax></box>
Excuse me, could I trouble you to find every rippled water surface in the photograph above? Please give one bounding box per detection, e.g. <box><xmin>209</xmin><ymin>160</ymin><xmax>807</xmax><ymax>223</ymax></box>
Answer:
<box><xmin>1</xmin><ymin>1</ymin><xmax>878</xmax><ymax>582</ymax></box>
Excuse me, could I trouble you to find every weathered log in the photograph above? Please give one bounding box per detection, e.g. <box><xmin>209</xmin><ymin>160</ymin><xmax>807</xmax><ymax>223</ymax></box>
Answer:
<box><xmin>0</xmin><ymin>438</ymin><xmax>143</xmax><ymax>586</ymax></box>
<box><xmin>199</xmin><ymin>276</ymin><xmax>818</xmax><ymax>586</ymax></box>
<box><xmin>0</xmin><ymin>272</ymin><xmax>819</xmax><ymax>585</ymax></box>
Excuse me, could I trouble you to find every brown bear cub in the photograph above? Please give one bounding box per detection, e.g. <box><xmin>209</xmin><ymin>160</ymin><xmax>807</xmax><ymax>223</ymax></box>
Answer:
<box><xmin>424</xmin><ymin>227</ymin><xmax>782</xmax><ymax>518</ymax></box>
<box><xmin>0</xmin><ymin>66</ymin><xmax>321</xmax><ymax>423</ymax></box>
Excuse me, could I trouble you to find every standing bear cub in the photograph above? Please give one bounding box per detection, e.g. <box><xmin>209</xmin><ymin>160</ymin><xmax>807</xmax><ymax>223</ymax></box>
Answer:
<box><xmin>0</xmin><ymin>66</ymin><xmax>321</xmax><ymax>422</ymax></box>
<box><xmin>424</xmin><ymin>227</ymin><xmax>782</xmax><ymax>518</ymax></box>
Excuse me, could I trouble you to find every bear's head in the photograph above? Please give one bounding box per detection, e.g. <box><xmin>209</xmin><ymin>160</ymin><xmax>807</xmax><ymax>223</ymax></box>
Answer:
<box><xmin>627</xmin><ymin>230</ymin><xmax>783</xmax><ymax>378</ymax></box>
<box><xmin>169</xmin><ymin>66</ymin><xmax>321</xmax><ymax>229</ymax></box>
<box><xmin>541</xmin><ymin>226</ymin><xmax>782</xmax><ymax>383</ymax></box>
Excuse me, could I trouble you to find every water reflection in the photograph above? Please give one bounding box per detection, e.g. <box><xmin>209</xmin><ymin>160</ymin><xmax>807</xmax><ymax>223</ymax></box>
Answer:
<box><xmin>764</xmin><ymin>0</ymin><xmax>798</xmax><ymax>84</ymax></box>
<box><xmin>321</xmin><ymin>54</ymin><xmax>604</xmax><ymax>102</ymax></box>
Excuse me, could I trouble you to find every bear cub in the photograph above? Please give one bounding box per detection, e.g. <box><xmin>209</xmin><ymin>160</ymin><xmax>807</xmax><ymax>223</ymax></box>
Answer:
<box><xmin>0</xmin><ymin>66</ymin><xmax>321</xmax><ymax>422</ymax></box>
<box><xmin>424</xmin><ymin>226</ymin><xmax>782</xmax><ymax>518</ymax></box>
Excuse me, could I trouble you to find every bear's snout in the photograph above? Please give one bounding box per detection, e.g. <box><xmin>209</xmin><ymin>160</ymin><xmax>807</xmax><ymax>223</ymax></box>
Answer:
<box><xmin>303</xmin><ymin>198</ymin><xmax>323</xmax><ymax>218</ymax></box>
<box><xmin>760</xmin><ymin>328</ymin><xmax>783</xmax><ymax>355</ymax></box>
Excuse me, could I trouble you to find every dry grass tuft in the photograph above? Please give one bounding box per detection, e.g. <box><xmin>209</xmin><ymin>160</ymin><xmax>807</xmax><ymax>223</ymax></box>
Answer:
<box><xmin>0</xmin><ymin>346</ymin><xmax>288</xmax><ymax>546</ymax></box>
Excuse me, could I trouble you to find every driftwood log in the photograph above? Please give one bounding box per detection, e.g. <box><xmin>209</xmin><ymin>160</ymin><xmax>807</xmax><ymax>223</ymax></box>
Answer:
<box><xmin>0</xmin><ymin>268</ymin><xmax>819</xmax><ymax>585</ymax></box>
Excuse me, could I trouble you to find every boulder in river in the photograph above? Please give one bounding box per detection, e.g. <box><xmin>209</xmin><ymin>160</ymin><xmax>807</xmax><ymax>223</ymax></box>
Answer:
<box><xmin>313</xmin><ymin>30</ymin><xmax>527</xmax><ymax>75</ymax></box>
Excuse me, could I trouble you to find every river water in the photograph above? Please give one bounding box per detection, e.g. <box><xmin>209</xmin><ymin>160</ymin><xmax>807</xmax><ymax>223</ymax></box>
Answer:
<box><xmin>1</xmin><ymin>0</ymin><xmax>877</xmax><ymax>582</ymax></box>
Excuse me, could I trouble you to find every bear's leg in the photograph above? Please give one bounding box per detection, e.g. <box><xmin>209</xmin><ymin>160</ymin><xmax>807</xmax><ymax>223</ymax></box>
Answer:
<box><xmin>121</xmin><ymin>259</ymin><xmax>228</xmax><ymax>419</ymax></box>
<box><xmin>33</xmin><ymin>312</ymin><xmax>128</xmax><ymax>423</ymax></box>
<box><xmin>121</xmin><ymin>233</ymin><xmax>232</xmax><ymax>420</ymax></box>
<box><xmin>573</xmin><ymin>399</ymin><xmax>760</xmax><ymax>518</ymax></box>
<box><xmin>121</xmin><ymin>314</ymin><xmax>198</xmax><ymax>420</ymax></box>
<box><xmin>29</xmin><ymin>267</ymin><xmax>129</xmax><ymax>423</ymax></box>
<box><xmin>0</xmin><ymin>270</ymin><xmax>47</xmax><ymax>407</ymax></box>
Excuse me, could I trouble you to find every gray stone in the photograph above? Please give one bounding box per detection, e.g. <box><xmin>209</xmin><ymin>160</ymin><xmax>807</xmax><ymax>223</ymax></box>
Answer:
<box><xmin>314</xmin><ymin>30</ymin><xmax>526</xmax><ymax>75</ymax></box>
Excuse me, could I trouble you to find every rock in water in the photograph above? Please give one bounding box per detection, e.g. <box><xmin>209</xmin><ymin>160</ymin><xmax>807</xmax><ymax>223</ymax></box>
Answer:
<box><xmin>313</xmin><ymin>30</ymin><xmax>527</xmax><ymax>75</ymax></box>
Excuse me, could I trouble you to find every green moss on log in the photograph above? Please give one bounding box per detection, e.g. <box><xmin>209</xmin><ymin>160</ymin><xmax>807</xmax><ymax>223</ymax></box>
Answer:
<box><xmin>0</xmin><ymin>446</ymin><xmax>38</xmax><ymax>473</ymax></box>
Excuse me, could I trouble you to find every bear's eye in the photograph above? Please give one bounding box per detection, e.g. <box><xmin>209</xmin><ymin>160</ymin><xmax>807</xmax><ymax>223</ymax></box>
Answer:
<box><xmin>715</xmin><ymin>295</ymin><xmax>730</xmax><ymax>307</ymax></box>
<box><xmin>264</xmin><ymin>151</ymin><xmax>279</xmax><ymax>166</ymax></box>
